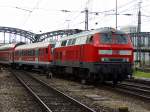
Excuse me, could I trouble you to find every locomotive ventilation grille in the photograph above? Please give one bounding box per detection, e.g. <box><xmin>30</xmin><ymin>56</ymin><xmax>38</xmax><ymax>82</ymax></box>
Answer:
<box><xmin>101</xmin><ymin>58</ymin><xmax>129</xmax><ymax>62</ymax></box>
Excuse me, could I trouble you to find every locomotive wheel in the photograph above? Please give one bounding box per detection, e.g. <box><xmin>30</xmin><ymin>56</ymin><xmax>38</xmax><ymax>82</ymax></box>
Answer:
<box><xmin>113</xmin><ymin>79</ymin><xmax>118</xmax><ymax>86</ymax></box>
<box><xmin>113</xmin><ymin>74</ymin><xmax>118</xmax><ymax>86</ymax></box>
<box><xmin>98</xmin><ymin>74</ymin><xmax>104</xmax><ymax>84</ymax></box>
<box><xmin>81</xmin><ymin>79</ymin><xmax>86</xmax><ymax>84</ymax></box>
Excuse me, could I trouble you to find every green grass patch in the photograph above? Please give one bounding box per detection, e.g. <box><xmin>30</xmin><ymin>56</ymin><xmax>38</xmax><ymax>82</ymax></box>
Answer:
<box><xmin>133</xmin><ymin>71</ymin><xmax>150</xmax><ymax>78</ymax></box>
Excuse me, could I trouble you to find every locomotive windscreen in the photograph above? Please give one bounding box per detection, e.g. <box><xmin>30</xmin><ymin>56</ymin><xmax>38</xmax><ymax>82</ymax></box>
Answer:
<box><xmin>100</xmin><ymin>34</ymin><xmax>128</xmax><ymax>44</ymax></box>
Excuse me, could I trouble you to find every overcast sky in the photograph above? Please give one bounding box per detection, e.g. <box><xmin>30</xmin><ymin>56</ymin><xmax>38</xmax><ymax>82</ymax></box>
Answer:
<box><xmin>0</xmin><ymin>0</ymin><xmax>150</xmax><ymax>33</ymax></box>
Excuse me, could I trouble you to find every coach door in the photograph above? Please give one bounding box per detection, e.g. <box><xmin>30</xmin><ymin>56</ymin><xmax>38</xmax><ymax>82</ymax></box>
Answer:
<box><xmin>35</xmin><ymin>48</ymin><xmax>39</xmax><ymax>63</ymax></box>
<box><xmin>9</xmin><ymin>50</ymin><xmax>12</xmax><ymax>63</ymax></box>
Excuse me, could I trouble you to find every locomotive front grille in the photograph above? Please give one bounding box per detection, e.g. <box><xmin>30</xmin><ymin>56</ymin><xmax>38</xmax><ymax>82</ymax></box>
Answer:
<box><xmin>101</xmin><ymin>58</ymin><xmax>129</xmax><ymax>62</ymax></box>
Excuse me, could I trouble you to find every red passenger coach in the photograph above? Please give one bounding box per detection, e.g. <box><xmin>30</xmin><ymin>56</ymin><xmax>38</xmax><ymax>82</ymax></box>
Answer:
<box><xmin>53</xmin><ymin>28</ymin><xmax>134</xmax><ymax>84</ymax></box>
<box><xmin>0</xmin><ymin>43</ymin><xmax>24</xmax><ymax>65</ymax></box>
<box><xmin>14</xmin><ymin>41</ymin><xmax>54</xmax><ymax>70</ymax></box>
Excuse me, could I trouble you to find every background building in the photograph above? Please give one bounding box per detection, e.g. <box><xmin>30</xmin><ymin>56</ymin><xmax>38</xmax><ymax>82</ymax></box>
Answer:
<box><xmin>120</xmin><ymin>25</ymin><xmax>137</xmax><ymax>33</ymax></box>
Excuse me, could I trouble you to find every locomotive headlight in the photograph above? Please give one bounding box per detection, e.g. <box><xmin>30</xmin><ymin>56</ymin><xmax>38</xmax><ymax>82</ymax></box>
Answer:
<box><xmin>119</xmin><ymin>50</ymin><xmax>132</xmax><ymax>55</ymax></box>
<box><xmin>99</xmin><ymin>50</ymin><xmax>112</xmax><ymax>55</ymax></box>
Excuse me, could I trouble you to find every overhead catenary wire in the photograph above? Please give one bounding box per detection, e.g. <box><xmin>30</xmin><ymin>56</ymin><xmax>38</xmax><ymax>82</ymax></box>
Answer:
<box><xmin>67</xmin><ymin>0</ymin><xmax>141</xmax><ymax>30</ymax></box>
<box><xmin>21</xmin><ymin>0</ymin><xmax>43</xmax><ymax>28</ymax></box>
<box><xmin>1</xmin><ymin>0</ymin><xmax>150</xmax><ymax>32</ymax></box>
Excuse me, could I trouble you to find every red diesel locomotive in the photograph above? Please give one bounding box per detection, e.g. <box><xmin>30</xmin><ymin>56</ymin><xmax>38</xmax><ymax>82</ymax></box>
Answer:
<box><xmin>53</xmin><ymin>28</ymin><xmax>133</xmax><ymax>84</ymax></box>
<box><xmin>0</xmin><ymin>27</ymin><xmax>133</xmax><ymax>84</ymax></box>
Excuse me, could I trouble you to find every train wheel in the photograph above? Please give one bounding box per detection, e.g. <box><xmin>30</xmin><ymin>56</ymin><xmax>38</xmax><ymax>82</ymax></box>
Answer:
<box><xmin>113</xmin><ymin>80</ymin><xmax>118</xmax><ymax>86</ymax></box>
<box><xmin>98</xmin><ymin>74</ymin><xmax>104</xmax><ymax>84</ymax></box>
<box><xmin>81</xmin><ymin>79</ymin><xmax>86</xmax><ymax>84</ymax></box>
<box><xmin>113</xmin><ymin>74</ymin><xmax>118</xmax><ymax>86</ymax></box>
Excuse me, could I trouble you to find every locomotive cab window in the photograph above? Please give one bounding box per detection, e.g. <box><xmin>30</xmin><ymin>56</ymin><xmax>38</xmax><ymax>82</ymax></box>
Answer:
<box><xmin>101</xmin><ymin>34</ymin><xmax>112</xmax><ymax>44</ymax></box>
<box><xmin>100</xmin><ymin>33</ymin><xmax>128</xmax><ymax>44</ymax></box>
<box><xmin>115</xmin><ymin>35</ymin><xmax>128</xmax><ymax>44</ymax></box>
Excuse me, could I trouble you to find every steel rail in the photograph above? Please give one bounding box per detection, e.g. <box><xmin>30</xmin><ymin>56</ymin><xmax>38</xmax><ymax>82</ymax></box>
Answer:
<box><xmin>115</xmin><ymin>82</ymin><xmax>150</xmax><ymax>101</ymax></box>
<box><xmin>12</xmin><ymin>70</ymin><xmax>96</xmax><ymax>112</ymax></box>
<box><xmin>12</xmin><ymin>70</ymin><xmax>53</xmax><ymax>112</ymax></box>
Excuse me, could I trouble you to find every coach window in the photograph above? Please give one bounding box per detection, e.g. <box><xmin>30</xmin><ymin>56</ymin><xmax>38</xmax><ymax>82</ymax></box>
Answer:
<box><xmin>21</xmin><ymin>51</ymin><xmax>23</xmax><ymax>56</ymax></box>
<box><xmin>39</xmin><ymin>49</ymin><xmax>42</xmax><ymax>55</ymax></box>
<box><xmin>26</xmin><ymin>50</ymin><xmax>27</xmax><ymax>56</ymax></box>
<box><xmin>30</xmin><ymin>50</ymin><xmax>33</xmax><ymax>56</ymax></box>
<box><xmin>42</xmin><ymin>49</ymin><xmax>43</xmax><ymax>55</ymax></box>
<box><xmin>25</xmin><ymin>50</ymin><xmax>27</xmax><ymax>56</ymax></box>
<box><xmin>15</xmin><ymin>51</ymin><xmax>18</xmax><ymax>56</ymax></box>
<box><xmin>23</xmin><ymin>50</ymin><xmax>25</xmax><ymax>56</ymax></box>
<box><xmin>33</xmin><ymin>50</ymin><xmax>35</xmax><ymax>56</ymax></box>
<box><xmin>19</xmin><ymin>51</ymin><xmax>21</xmax><ymax>56</ymax></box>
<box><xmin>22</xmin><ymin>51</ymin><xmax>24</xmax><ymax>56</ymax></box>
<box><xmin>32</xmin><ymin>50</ymin><xmax>34</xmax><ymax>56</ymax></box>
<box><xmin>24</xmin><ymin>50</ymin><xmax>26</xmax><ymax>56</ymax></box>
<box><xmin>17</xmin><ymin>51</ymin><xmax>19</xmax><ymax>56</ymax></box>
<box><xmin>51</xmin><ymin>44</ymin><xmax>55</xmax><ymax>48</ymax></box>
<box><xmin>27</xmin><ymin>50</ymin><xmax>31</xmax><ymax>56</ymax></box>
<box><xmin>43</xmin><ymin>49</ymin><xmax>44</xmax><ymax>55</ymax></box>
<box><xmin>40</xmin><ymin>49</ymin><xmax>44</xmax><ymax>55</ymax></box>
<box><xmin>15</xmin><ymin>51</ymin><xmax>17</xmax><ymax>56</ymax></box>
<box><xmin>30</xmin><ymin>50</ymin><xmax>32</xmax><ymax>56</ymax></box>
<box><xmin>35</xmin><ymin>49</ymin><xmax>38</xmax><ymax>56</ymax></box>
<box><xmin>39</xmin><ymin>49</ymin><xmax>41</xmax><ymax>55</ymax></box>
<box><xmin>40</xmin><ymin>49</ymin><xmax>41</xmax><ymax>55</ymax></box>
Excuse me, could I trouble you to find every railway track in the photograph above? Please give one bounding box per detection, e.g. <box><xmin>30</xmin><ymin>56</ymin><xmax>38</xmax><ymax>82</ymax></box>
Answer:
<box><xmin>115</xmin><ymin>81</ymin><xmax>150</xmax><ymax>101</ymax></box>
<box><xmin>11</xmin><ymin>70</ymin><xmax>96</xmax><ymax>112</ymax></box>
<box><xmin>125</xmin><ymin>78</ymin><xmax>150</xmax><ymax>86</ymax></box>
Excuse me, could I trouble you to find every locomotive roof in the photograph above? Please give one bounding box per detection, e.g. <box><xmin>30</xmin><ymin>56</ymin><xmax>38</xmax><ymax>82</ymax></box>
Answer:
<box><xmin>59</xmin><ymin>27</ymin><xmax>126</xmax><ymax>41</ymax></box>
<box><xmin>15</xmin><ymin>41</ymin><xmax>55</xmax><ymax>50</ymax></box>
<box><xmin>0</xmin><ymin>43</ymin><xmax>17</xmax><ymax>50</ymax></box>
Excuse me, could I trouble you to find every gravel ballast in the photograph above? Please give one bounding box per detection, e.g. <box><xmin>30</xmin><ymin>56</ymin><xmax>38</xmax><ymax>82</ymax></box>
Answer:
<box><xmin>33</xmin><ymin>73</ymin><xmax>150</xmax><ymax>112</ymax></box>
<box><xmin>0</xmin><ymin>68</ymin><xmax>43</xmax><ymax>112</ymax></box>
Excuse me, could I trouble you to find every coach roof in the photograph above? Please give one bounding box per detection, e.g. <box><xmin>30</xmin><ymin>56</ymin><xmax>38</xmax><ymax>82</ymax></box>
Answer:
<box><xmin>15</xmin><ymin>41</ymin><xmax>55</xmax><ymax>50</ymax></box>
<box><xmin>0</xmin><ymin>43</ymin><xmax>17</xmax><ymax>50</ymax></box>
